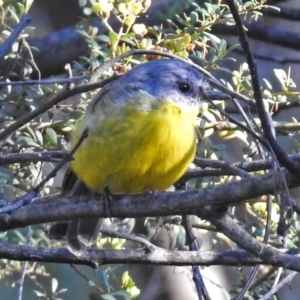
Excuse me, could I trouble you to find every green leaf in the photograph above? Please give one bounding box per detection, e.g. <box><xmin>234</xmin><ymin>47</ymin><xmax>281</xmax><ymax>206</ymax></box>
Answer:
<box><xmin>78</xmin><ymin>0</ymin><xmax>87</xmax><ymax>7</ymax></box>
<box><xmin>34</xmin><ymin>290</ymin><xmax>45</xmax><ymax>297</ymax></box>
<box><xmin>57</xmin><ymin>288</ymin><xmax>68</xmax><ymax>294</ymax></box>
<box><xmin>83</xmin><ymin>7</ymin><xmax>93</xmax><ymax>16</ymax></box>
<box><xmin>122</xmin><ymin>271</ymin><xmax>131</xmax><ymax>287</ymax></box>
<box><xmin>52</xmin><ymin>278</ymin><xmax>58</xmax><ymax>293</ymax></box>
<box><xmin>111</xmin><ymin>291</ymin><xmax>131</xmax><ymax>300</ymax></box>
<box><xmin>197</xmin><ymin>7</ymin><xmax>210</xmax><ymax>17</ymax></box>
<box><xmin>98</xmin><ymin>294</ymin><xmax>116</xmax><ymax>300</ymax></box>
<box><xmin>166</xmin><ymin>19</ymin><xmax>178</xmax><ymax>28</ymax></box>
<box><xmin>274</xmin><ymin>69</ymin><xmax>287</xmax><ymax>89</ymax></box>
<box><xmin>120</xmin><ymin>37</ymin><xmax>136</xmax><ymax>46</ymax></box>
<box><xmin>17</xmin><ymin>136</ymin><xmax>41</xmax><ymax>148</ymax></box>
<box><xmin>97</xmin><ymin>35</ymin><xmax>110</xmax><ymax>43</ymax></box>
<box><xmin>204</xmin><ymin>3</ymin><xmax>213</xmax><ymax>14</ymax></box>
<box><xmin>42</xmin><ymin>87</ymin><xmax>54</xmax><ymax>93</ymax></box>
<box><xmin>109</xmin><ymin>31</ymin><xmax>119</xmax><ymax>47</ymax></box>
<box><xmin>244</xmin><ymin>1</ymin><xmax>254</xmax><ymax>8</ymax></box>
<box><xmin>45</xmin><ymin>128</ymin><xmax>58</xmax><ymax>145</ymax></box>
<box><xmin>176</xmin><ymin>226</ymin><xmax>187</xmax><ymax>250</ymax></box>
<box><xmin>219</xmin><ymin>39</ymin><xmax>227</xmax><ymax>57</ymax></box>
<box><xmin>17</xmin><ymin>3</ymin><xmax>25</xmax><ymax>14</ymax></box>
<box><xmin>35</xmin><ymin>130</ymin><xmax>44</xmax><ymax>146</ymax></box>
<box><xmin>189</xmin><ymin>11</ymin><xmax>198</xmax><ymax>26</ymax></box>
<box><xmin>26</xmin><ymin>126</ymin><xmax>36</xmax><ymax>141</ymax></box>
<box><xmin>263</xmin><ymin>78</ymin><xmax>272</xmax><ymax>90</ymax></box>
<box><xmin>226</xmin><ymin>43</ymin><xmax>239</xmax><ymax>55</ymax></box>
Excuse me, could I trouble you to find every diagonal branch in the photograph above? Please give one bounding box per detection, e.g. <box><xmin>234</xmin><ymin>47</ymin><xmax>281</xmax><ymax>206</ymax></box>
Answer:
<box><xmin>226</xmin><ymin>0</ymin><xmax>300</xmax><ymax>175</ymax></box>
<box><xmin>201</xmin><ymin>208</ymin><xmax>300</xmax><ymax>274</ymax></box>
<box><xmin>0</xmin><ymin>14</ymin><xmax>31</xmax><ymax>61</ymax></box>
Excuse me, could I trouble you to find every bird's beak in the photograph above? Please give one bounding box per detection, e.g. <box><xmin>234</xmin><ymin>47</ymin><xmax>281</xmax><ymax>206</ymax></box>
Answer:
<box><xmin>204</xmin><ymin>90</ymin><xmax>231</xmax><ymax>101</ymax></box>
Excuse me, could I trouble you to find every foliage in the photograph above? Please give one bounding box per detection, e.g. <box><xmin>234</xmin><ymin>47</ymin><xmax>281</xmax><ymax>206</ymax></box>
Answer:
<box><xmin>0</xmin><ymin>0</ymin><xmax>300</xmax><ymax>299</ymax></box>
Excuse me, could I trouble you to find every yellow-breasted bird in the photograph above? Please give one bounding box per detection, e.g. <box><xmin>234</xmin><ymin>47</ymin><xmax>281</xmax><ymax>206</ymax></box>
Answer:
<box><xmin>50</xmin><ymin>59</ymin><xmax>211</xmax><ymax>256</ymax></box>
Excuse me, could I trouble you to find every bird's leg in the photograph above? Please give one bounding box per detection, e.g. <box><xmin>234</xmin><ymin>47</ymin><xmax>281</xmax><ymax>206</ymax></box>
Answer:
<box><xmin>102</xmin><ymin>186</ymin><xmax>113</xmax><ymax>222</ymax></box>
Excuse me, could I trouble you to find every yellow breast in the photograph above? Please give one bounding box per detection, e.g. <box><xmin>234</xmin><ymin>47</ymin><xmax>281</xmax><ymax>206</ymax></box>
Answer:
<box><xmin>71</xmin><ymin>100</ymin><xmax>198</xmax><ymax>193</ymax></box>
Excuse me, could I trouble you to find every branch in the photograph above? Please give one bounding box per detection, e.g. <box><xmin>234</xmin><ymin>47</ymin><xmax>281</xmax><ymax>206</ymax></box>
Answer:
<box><xmin>259</xmin><ymin>271</ymin><xmax>298</xmax><ymax>300</ymax></box>
<box><xmin>263</xmin><ymin>4</ymin><xmax>300</xmax><ymax>21</ymax></box>
<box><xmin>0</xmin><ymin>75</ymin><xmax>117</xmax><ymax>143</ymax></box>
<box><xmin>0</xmin><ymin>151</ymin><xmax>69</xmax><ymax>166</ymax></box>
<box><xmin>0</xmin><ymin>168</ymin><xmax>299</xmax><ymax>231</ymax></box>
<box><xmin>201</xmin><ymin>208</ymin><xmax>300</xmax><ymax>274</ymax></box>
<box><xmin>0</xmin><ymin>14</ymin><xmax>31</xmax><ymax>61</ymax></box>
<box><xmin>100</xmin><ymin>228</ymin><xmax>155</xmax><ymax>252</ymax></box>
<box><xmin>226</xmin><ymin>0</ymin><xmax>300</xmax><ymax>175</ymax></box>
<box><xmin>1</xmin><ymin>3</ymin><xmax>297</xmax><ymax>79</ymax></box>
<box><xmin>212</xmin><ymin>20</ymin><xmax>300</xmax><ymax>51</ymax></box>
<box><xmin>0</xmin><ymin>150</ymin><xmax>296</xmax><ymax>180</ymax></box>
<box><xmin>0</xmin><ymin>243</ymin><xmax>299</xmax><ymax>270</ymax></box>
<box><xmin>205</xmin><ymin>121</ymin><xmax>300</xmax><ymax>133</ymax></box>
<box><xmin>180</xmin><ymin>154</ymin><xmax>299</xmax><ymax>182</ymax></box>
<box><xmin>0</xmin><ymin>48</ymin><xmax>256</xmax><ymax>144</ymax></box>
<box><xmin>0</xmin><ymin>76</ymin><xmax>87</xmax><ymax>86</ymax></box>
<box><xmin>182</xmin><ymin>215</ymin><xmax>210</xmax><ymax>300</ymax></box>
<box><xmin>0</xmin><ymin>129</ymin><xmax>88</xmax><ymax>214</ymax></box>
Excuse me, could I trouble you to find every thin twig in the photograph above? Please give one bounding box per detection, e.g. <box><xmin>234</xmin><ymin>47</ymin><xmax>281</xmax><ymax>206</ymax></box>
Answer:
<box><xmin>0</xmin><ymin>48</ymin><xmax>257</xmax><ymax>144</ymax></box>
<box><xmin>65</xmin><ymin>63</ymin><xmax>74</xmax><ymax>90</ymax></box>
<box><xmin>17</xmin><ymin>227</ymin><xmax>31</xmax><ymax>300</ymax></box>
<box><xmin>0</xmin><ymin>151</ymin><xmax>70</xmax><ymax>166</ymax></box>
<box><xmin>233</xmin><ymin>104</ymin><xmax>270</xmax><ymax>300</ymax></box>
<box><xmin>206</xmin><ymin>121</ymin><xmax>300</xmax><ymax>132</ymax></box>
<box><xmin>232</xmin><ymin>99</ymin><xmax>265</xmax><ymax>160</ymax></box>
<box><xmin>182</xmin><ymin>215</ymin><xmax>211</xmax><ymax>300</ymax></box>
<box><xmin>20</xmin><ymin>37</ymin><xmax>41</xmax><ymax>87</ymax></box>
<box><xmin>0</xmin><ymin>187</ymin><xmax>8</xmax><ymax>207</ymax></box>
<box><xmin>194</xmin><ymin>157</ymin><xmax>251</xmax><ymax>178</ymax></box>
<box><xmin>224</xmin><ymin>2</ymin><xmax>295</xmax><ymax>295</ymax></box>
<box><xmin>249</xmin><ymin>267</ymin><xmax>277</xmax><ymax>291</ymax></box>
<box><xmin>0</xmin><ymin>14</ymin><xmax>31</xmax><ymax>61</ymax></box>
<box><xmin>205</xmin><ymin>97</ymin><xmax>269</xmax><ymax>149</ymax></box>
<box><xmin>100</xmin><ymin>228</ymin><xmax>156</xmax><ymax>252</ymax></box>
<box><xmin>225</xmin><ymin>0</ymin><xmax>300</xmax><ymax>176</ymax></box>
<box><xmin>258</xmin><ymin>271</ymin><xmax>298</xmax><ymax>300</ymax></box>
<box><xmin>0</xmin><ymin>75</ymin><xmax>117</xmax><ymax>143</ymax></box>
<box><xmin>200</xmin><ymin>209</ymin><xmax>300</xmax><ymax>278</ymax></box>
<box><xmin>0</xmin><ymin>129</ymin><xmax>88</xmax><ymax>214</ymax></box>
<box><xmin>70</xmin><ymin>265</ymin><xmax>104</xmax><ymax>293</ymax></box>
<box><xmin>0</xmin><ymin>76</ymin><xmax>87</xmax><ymax>86</ymax></box>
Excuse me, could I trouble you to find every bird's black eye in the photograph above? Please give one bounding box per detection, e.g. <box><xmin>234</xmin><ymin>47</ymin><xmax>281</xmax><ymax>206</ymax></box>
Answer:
<box><xmin>178</xmin><ymin>82</ymin><xmax>190</xmax><ymax>94</ymax></box>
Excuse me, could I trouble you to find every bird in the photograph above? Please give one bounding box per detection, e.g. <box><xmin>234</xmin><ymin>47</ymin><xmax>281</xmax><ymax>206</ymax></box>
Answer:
<box><xmin>50</xmin><ymin>58</ymin><xmax>211</xmax><ymax>256</ymax></box>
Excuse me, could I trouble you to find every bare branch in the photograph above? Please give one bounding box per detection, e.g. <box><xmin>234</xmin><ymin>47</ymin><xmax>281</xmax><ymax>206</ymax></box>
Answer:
<box><xmin>0</xmin><ymin>75</ymin><xmax>117</xmax><ymax>143</ymax></box>
<box><xmin>180</xmin><ymin>155</ymin><xmax>295</xmax><ymax>183</ymax></box>
<box><xmin>263</xmin><ymin>4</ymin><xmax>300</xmax><ymax>21</ymax></box>
<box><xmin>0</xmin><ymin>14</ymin><xmax>31</xmax><ymax>61</ymax></box>
<box><xmin>0</xmin><ymin>76</ymin><xmax>87</xmax><ymax>86</ymax></box>
<box><xmin>0</xmin><ymin>243</ymin><xmax>299</xmax><ymax>271</ymax></box>
<box><xmin>0</xmin><ymin>48</ymin><xmax>260</xmax><ymax>144</ymax></box>
<box><xmin>182</xmin><ymin>215</ymin><xmax>211</xmax><ymax>300</ymax></box>
<box><xmin>226</xmin><ymin>0</ymin><xmax>300</xmax><ymax>175</ymax></box>
<box><xmin>0</xmin><ymin>168</ymin><xmax>299</xmax><ymax>231</ymax></box>
<box><xmin>206</xmin><ymin>121</ymin><xmax>300</xmax><ymax>133</ymax></box>
<box><xmin>259</xmin><ymin>271</ymin><xmax>298</xmax><ymax>300</ymax></box>
<box><xmin>100</xmin><ymin>228</ymin><xmax>156</xmax><ymax>252</ymax></box>
<box><xmin>0</xmin><ymin>151</ymin><xmax>69</xmax><ymax>166</ymax></box>
<box><xmin>0</xmin><ymin>129</ymin><xmax>88</xmax><ymax>214</ymax></box>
